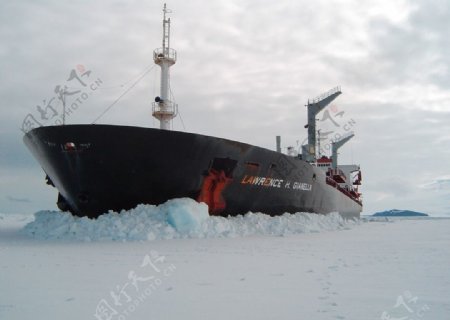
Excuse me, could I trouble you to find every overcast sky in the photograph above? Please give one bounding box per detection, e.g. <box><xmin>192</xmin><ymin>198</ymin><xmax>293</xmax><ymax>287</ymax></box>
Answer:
<box><xmin>1</xmin><ymin>0</ymin><xmax>449</xmax><ymax>216</ymax></box>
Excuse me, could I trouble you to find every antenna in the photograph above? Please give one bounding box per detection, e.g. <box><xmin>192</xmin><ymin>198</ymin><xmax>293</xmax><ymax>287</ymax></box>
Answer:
<box><xmin>152</xmin><ymin>3</ymin><xmax>178</xmax><ymax>130</ymax></box>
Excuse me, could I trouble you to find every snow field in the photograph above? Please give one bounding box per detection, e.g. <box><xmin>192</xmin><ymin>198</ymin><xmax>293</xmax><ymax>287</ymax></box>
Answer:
<box><xmin>1</xmin><ymin>199</ymin><xmax>449</xmax><ymax>319</ymax></box>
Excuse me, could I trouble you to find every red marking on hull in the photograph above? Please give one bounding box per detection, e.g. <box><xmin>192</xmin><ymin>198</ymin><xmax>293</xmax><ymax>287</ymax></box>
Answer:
<box><xmin>197</xmin><ymin>169</ymin><xmax>233</xmax><ymax>215</ymax></box>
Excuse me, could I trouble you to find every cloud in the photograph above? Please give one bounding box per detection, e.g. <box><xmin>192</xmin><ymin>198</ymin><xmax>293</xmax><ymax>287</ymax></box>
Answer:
<box><xmin>422</xmin><ymin>175</ymin><xmax>450</xmax><ymax>191</ymax></box>
<box><xmin>6</xmin><ymin>196</ymin><xmax>31</xmax><ymax>203</ymax></box>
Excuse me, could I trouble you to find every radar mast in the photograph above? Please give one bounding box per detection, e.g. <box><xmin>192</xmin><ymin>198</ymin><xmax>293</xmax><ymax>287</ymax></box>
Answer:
<box><xmin>152</xmin><ymin>3</ymin><xmax>177</xmax><ymax>130</ymax></box>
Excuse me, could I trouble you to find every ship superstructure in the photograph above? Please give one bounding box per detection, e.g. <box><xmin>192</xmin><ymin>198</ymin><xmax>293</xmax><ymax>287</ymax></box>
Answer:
<box><xmin>282</xmin><ymin>86</ymin><xmax>362</xmax><ymax>210</ymax></box>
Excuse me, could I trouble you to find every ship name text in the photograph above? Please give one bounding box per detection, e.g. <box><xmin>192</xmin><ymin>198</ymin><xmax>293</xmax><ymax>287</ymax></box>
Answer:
<box><xmin>240</xmin><ymin>175</ymin><xmax>312</xmax><ymax>191</ymax></box>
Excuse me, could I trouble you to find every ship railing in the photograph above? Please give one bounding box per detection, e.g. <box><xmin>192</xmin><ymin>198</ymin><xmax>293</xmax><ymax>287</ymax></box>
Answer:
<box><xmin>308</xmin><ymin>86</ymin><xmax>341</xmax><ymax>105</ymax></box>
<box><xmin>326</xmin><ymin>177</ymin><xmax>362</xmax><ymax>206</ymax></box>
<box><xmin>152</xmin><ymin>101</ymin><xmax>178</xmax><ymax>116</ymax></box>
<box><xmin>153</xmin><ymin>48</ymin><xmax>177</xmax><ymax>63</ymax></box>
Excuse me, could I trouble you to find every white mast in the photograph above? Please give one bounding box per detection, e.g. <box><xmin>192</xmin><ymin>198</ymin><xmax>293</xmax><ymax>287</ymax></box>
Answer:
<box><xmin>152</xmin><ymin>3</ymin><xmax>177</xmax><ymax>130</ymax></box>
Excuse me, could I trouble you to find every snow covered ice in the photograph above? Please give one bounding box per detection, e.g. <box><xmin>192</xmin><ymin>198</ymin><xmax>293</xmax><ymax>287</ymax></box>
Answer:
<box><xmin>22</xmin><ymin>198</ymin><xmax>357</xmax><ymax>241</ymax></box>
<box><xmin>1</xmin><ymin>198</ymin><xmax>450</xmax><ymax>319</ymax></box>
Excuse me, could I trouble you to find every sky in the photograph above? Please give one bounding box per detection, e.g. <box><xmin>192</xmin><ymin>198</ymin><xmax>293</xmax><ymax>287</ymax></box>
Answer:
<box><xmin>1</xmin><ymin>0</ymin><xmax>449</xmax><ymax>216</ymax></box>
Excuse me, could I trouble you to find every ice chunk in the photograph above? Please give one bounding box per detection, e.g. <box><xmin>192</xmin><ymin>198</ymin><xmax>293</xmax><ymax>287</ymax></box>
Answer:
<box><xmin>22</xmin><ymin>198</ymin><xmax>359</xmax><ymax>241</ymax></box>
<box><xmin>164</xmin><ymin>198</ymin><xmax>209</xmax><ymax>233</ymax></box>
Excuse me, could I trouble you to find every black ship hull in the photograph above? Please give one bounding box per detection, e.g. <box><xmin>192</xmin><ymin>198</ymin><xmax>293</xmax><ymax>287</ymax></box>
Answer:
<box><xmin>24</xmin><ymin>125</ymin><xmax>362</xmax><ymax>219</ymax></box>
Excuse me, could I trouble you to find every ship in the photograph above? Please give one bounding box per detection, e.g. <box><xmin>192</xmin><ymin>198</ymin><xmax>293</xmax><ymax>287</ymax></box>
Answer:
<box><xmin>23</xmin><ymin>4</ymin><xmax>362</xmax><ymax>219</ymax></box>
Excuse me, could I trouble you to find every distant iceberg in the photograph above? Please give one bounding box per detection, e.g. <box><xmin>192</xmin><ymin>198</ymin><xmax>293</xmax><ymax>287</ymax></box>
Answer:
<box><xmin>372</xmin><ymin>209</ymin><xmax>428</xmax><ymax>217</ymax></box>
